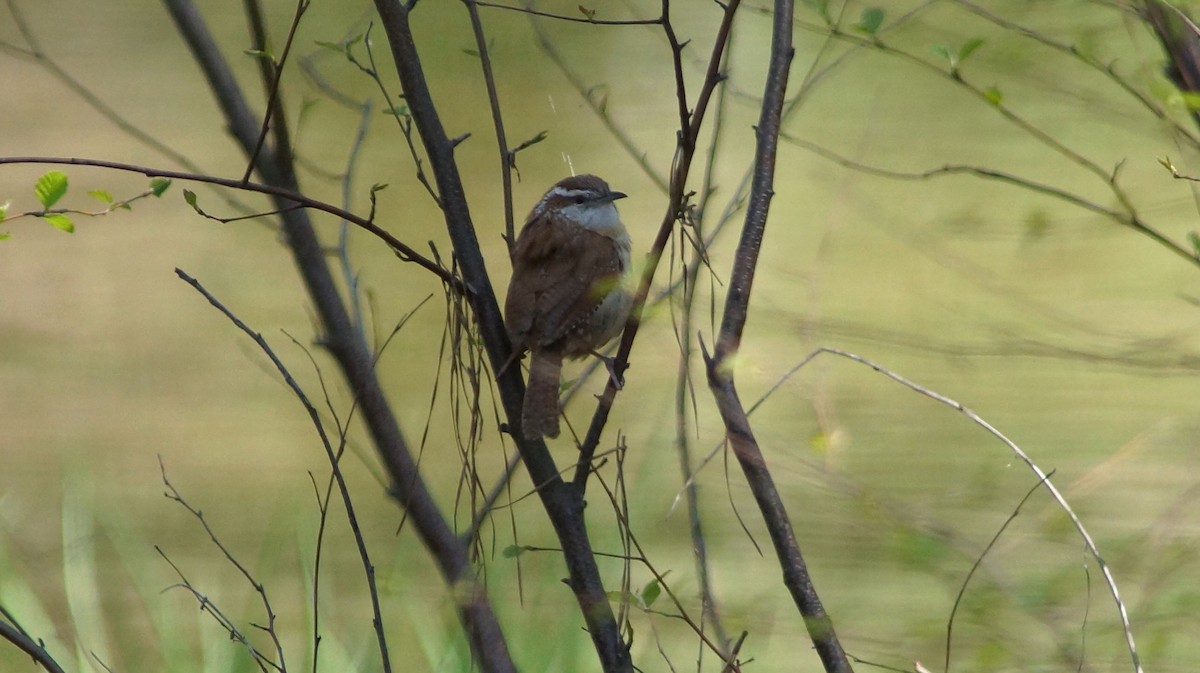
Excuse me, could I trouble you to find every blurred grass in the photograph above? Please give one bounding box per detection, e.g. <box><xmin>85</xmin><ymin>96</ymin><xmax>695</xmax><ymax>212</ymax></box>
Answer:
<box><xmin>2</xmin><ymin>0</ymin><xmax>1200</xmax><ymax>671</ymax></box>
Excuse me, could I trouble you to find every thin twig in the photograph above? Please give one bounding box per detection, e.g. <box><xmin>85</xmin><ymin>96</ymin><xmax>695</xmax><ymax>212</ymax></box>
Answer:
<box><xmin>0</xmin><ymin>610</ymin><xmax>67</xmax><ymax>673</ymax></box>
<box><xmin>478</xmin><ymin>1</ymin><xmax>659</xmax><ymax>25</ymax></box>
<box><xmin>702</xmin><ymin>0</ymin><xmax>854</xmax><ymax>670</ymax></box>
<box><xmin>0</xmin><ymin>155</ymin><xmax>462</xmax><ymax>288</ymax></box>
<box><xmin>156</xmin><ymin>545</ymin><xmax>275</xmax><ymax>672</ymax></box>
<box><xmin>573</xmin><ymin>0</ymin><xmax>744</xmax><ymax>490</ymax></box>
<box><xmin>463</xmin><ymin>0</ymin><xmax>517</xmax><ymax>247</ymax></box>
<box><xmin>175</xmin><ymin>269</ymin><xmax>395</xmax><ymax>673</ymax></box>
<box><xmin>809</xmin><ymin>347</ymin><xmax>1143</xmax><ymax>673</ymax></box>
<box><xmin>241</xmin><ymin>0</ymin><xmax>310</xmax><ymax>183</ymax></box>
<box><xmin>945</xmin><ymin>473</ymin><xmax>1053</xmax><ymax>672</ymax></box>
<box><xmin>159</xmin><ymin>458</ymin><xmax>287</xmax><ymax>673</ymax></box>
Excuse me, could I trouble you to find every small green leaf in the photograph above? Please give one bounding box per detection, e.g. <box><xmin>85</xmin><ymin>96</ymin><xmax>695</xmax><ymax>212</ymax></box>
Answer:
<box><xmin>931</xmin><ymin>44</ymin><xmax>952</xmax><ymax>64</ymax></box>
<box><xmin>461</xmin><ymin>47</ymin><xmax>480</xmax><ymax>58</ymax></box>
<box><xmin>578</xmin><ymin>5</ymin><xmax>597</xmax><ymax>20</ymax></box>
<box><xmin>958</xmin><ymin>37</ymin><xmax>985</xmax><ymax>63</ymax></box>
<box><xmin>0</xmin><ymin>232</ymin><xmax>10</xmax><ymax>241</ymax></box>
<box><xmin>43</xmin><ymin>213</ymin><xmax>75</xmax><ymax>233</ymax></box>
<box><xmin>244</xmin><ymin>48</ymin><xmax>273</xmax><ymax>60</ymax></box>
<box><xmin>1181</xmin><ymin>91</ymin><xmax>1200</xmax><ymax>111</ymax></box>
<box><xmin>35</xmin><ymin>170</ymin><xmax>69</xmax><ymax>208</ymax></box>
<box><xmin>370</xmin><ymin>183</ymin><xmax>389</xmax><ymax>194</ymax></box>
<box><xmin>809</xmin><ymin>431</ymin><xmax>830</xmax><ymax>452</ymax></box>
<box><xmin>0</xmin><ymin>200</ymin><xmax>8</xmax><ymax>220</ymax></box>
<box><xmin>502</xmin><ymin>545</ymin><xmax>526</xmax><ymax>559</ymax></box>
<box><xmin>88</xmin><ymin>189</ymin><xmax>114</xmax><ymax>204</ymax></box>
<box><xmin>150</xmin><ymin>178</ymin><xmax>171</xmax><ymax>197</ymax></box>
<box><xmin>984</xmin><ymin>85</ymin><xmax>1003</xmax><ymax>106</ymax></box>
<box><xmin>183</xmin><ymin>189</ymin><xmax>206</xmax><ymax>216</ymax></box>
<box><xmin>314</xmin><ymin>40</ymin><xmax>345</xmax><ymax>54</ymax></box>
<box><xmin>640</xmin><ymin>579</ymin><xmax>661</xmax><ymax>608</ymax></box>
<box><xmin>856</xmin><ymin>7</ymin><xmax>884</xmax><ymax>35</ymax></box>
<box><xmin>383</xmin><ymin>104</ymin><xmax>409</xmax><ymax>118</ymax></box>
<box><xmin>804</xmin><ymin>0</ymin><xmax>831</xmax><ymax>23</ymax></box>
<box><xmin>1189</xmin><ymin>231</ymin><xmax>1200</xmax><ymax>255</ymax></box>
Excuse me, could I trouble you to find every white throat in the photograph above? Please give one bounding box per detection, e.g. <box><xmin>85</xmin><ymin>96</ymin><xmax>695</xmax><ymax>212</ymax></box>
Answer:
<box><xmin>561</xmin><ymin>202</ymin><xmax>627</xmax><ymax>241</ymax></box>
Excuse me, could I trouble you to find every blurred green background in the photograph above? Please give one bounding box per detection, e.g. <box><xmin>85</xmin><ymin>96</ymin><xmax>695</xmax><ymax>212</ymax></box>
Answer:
<box><xmin>2</xmin><ymin>0</ymin><xmax>1199</xmax><ymax>671</ymax></box>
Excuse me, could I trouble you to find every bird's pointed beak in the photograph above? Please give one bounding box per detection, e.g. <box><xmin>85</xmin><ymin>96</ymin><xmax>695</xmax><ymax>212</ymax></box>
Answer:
<box><xmin>608</xmin><ymin>191</ymin><xmax>628</xmax><ymax>202</ymax></box>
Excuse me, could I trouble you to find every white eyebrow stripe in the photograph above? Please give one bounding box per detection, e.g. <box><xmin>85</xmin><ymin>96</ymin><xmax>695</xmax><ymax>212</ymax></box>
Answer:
<box><xmin>547</xmin><ymin>186</ymin><xmax>594</xmax><ymax>200</ymax></box>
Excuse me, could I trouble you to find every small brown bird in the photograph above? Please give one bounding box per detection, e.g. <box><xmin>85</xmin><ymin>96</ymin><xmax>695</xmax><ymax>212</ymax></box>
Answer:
<box><xmin>504</xmin><ymin>174</ymin><xmax>633</xmax><ymax>440</ymax></box>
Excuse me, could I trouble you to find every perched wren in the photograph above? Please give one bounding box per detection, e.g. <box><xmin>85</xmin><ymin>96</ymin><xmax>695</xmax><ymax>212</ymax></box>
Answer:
<box><xmin>504</xmin><ymin>174</ymin><xmax>633</xmax><ymax>440</ymax></box>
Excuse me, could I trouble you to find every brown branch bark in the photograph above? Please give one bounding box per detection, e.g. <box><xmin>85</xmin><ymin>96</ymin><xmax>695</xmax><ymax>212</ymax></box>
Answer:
<box><xmin>573</xmin><ymin>0</ymin><xmax>743</xmax><ymax>490</ymax></box>
<box><xmin>701</xmin><ymin>1</ymin><xmax>853</xmax><ymax>672</ymax></box>
<box><xmin>368</xmin><ymin>1</ymin><xmax>632</xmax><ymax>670</ymax></box>
<box><xmin>0</xmin><ymin>614</ymin><xmax>66</xmax><ymax>673</ymax></box>
<box><xmin>160</xmin><ymin>1</ymin><xmax>517</xmax><ymax>671</ymax></box>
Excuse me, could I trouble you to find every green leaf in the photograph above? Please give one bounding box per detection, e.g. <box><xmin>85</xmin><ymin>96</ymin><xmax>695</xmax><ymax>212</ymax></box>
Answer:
<box><xmin>244</xmin><ymin>48</ymin><xmax>273</xmax><ymax>61</ymax></box>
<box><xmin>640</xmin><ymin>579</ymin><xmax>661</xmax><ymax>608</ymax></box>
<box><xmin>314</xmin><ymin>40</ymin><xmax>345</xmax><ymax>54</ymax></box>
<box><xmin>804</xmin><ymin>0</ymin><xmax>831</xmax><ymax>23</ymax></box>
<box><xmin>0</xmin><ymin>200</ymin><xmax>8</xmax><ymax>221</ymax></box>
<box><xmin>43</xmin><ymin>213</ymin><xmax>75</xmax><ymax>233</ymax></box>
<box><xmin>150</xmin><ymin>178</ymin><xmax>171</xmax><ymax>197</ymax></box>
<box><xmin>931</xmin><ymin>44</ymin><xmax>952</xmax><ymax>64</ymax></box>
<box><xmin>1181</xmin><ymin>91</ymin><xmax>1200</xmax><ymax>111</ymax></box>
<box><xmin>502</xmin><ymin>545</ymin><xmax>526</xmax><ymax>559</ymax></box>
<box><xmin>958</xmin><ymin>37</ymin><xmax>985</xmax><ymax>63</ymax></box>
<box><xmin>855</xmin><ymin>7</ymin><xmax>884</xmax><ymax>35</ymax></box>
<box><xmin>183</xmin><ymin>189</ymin><xmax>206</xmax><ymax>216</ymax></box>
<box><xmin>0</xmin><ymin>232</ymin><xmax>10</xmax><ymax>241</ymax></box>
<box><xmin>88</xmin><ymin>189</ymin><xmax>114</xmax><ymax>204</ymax></box>
<box><xmin>35</xmin><ymin>170</ymin><xmax>69</xmax><ymax>208</ymax></box>
<box><xmin>1189</xmin><ymin>231</ymin><xmax>1200</xmax><ymax>255</ymax></box>
<box><xmin>984</xmin><ymin>85</ymin><xmax>1003</xmax><ymax>106</ymax></box>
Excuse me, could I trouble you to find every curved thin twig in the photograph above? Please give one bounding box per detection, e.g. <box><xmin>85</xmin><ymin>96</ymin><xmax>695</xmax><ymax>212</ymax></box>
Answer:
<box><xmin>809</xmin><ymin>347</ymin><xmax>1143</xmax><ymax>673</ymax></box>
<box><xmin>0</xmin><ymin>156</ymin><xmax>461</xmax><ymax>288</ymax></box>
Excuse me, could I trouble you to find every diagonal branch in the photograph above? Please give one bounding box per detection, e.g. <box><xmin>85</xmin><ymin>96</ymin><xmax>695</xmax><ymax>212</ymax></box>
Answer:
<box><xmin>159</xmin><ymin>1</ymin><xmax>516</xmax><ymax>671</ymax></box>
<box><xmin>573</xmin><ymin>0</ymin><xmax>743</xmax><ymax>490</ymax></box>
<box><xmin>369</xmin><ymin>1</ymin><xmax>631</xmax><ymax>670</ymax></box>
<box><xmin>0</xmin><ymin>608</ymin><xmax>67</xmax><ymax>673</ymax></box>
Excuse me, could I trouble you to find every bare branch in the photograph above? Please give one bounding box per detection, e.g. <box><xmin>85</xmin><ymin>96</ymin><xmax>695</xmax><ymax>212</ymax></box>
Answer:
<box><xmin>370</xmin><ymin>1</ymin><xmax>626</xmax><ymax>668</ymax></box>
<box><xmin>807</xmin><ymin>348</ymin><xmax>1144</xmax><ymax>673</ymax></box>
<box><xmin>0</xmin><ymin>609</ymin><xmax>67</xmax><ymax>673</ymax></box>
<box><xmin>702</xmin><ymin>0</ymin><xmax>853</xmax><ymax>670</ymax></box>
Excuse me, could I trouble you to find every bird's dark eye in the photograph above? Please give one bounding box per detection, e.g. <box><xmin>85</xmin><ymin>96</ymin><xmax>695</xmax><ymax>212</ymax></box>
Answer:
<box><xmin>573</xmin><ymin>196</ymin><xmax>586</xmax><ymax>204</ymax></box>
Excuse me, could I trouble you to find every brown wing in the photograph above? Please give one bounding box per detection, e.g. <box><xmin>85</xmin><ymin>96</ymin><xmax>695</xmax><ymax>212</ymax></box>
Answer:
<box><xmin>504</xmin><ymin>217</ymin><xmax>623</xmax><ymax>353</ymax></box>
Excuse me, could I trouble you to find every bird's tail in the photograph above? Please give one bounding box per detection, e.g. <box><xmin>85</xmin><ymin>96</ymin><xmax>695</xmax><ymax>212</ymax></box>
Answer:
<box><xmin>522</xmin><ymin>349</ymin><xmax>563</xmax><ymax>439</ymax></box>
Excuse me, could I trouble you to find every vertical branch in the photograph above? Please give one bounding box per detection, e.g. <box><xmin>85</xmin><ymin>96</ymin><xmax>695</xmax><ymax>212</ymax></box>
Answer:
<box><xmin>462</xmin><ymin>0</ymin><xmax>517</xmax><ymax>248</ymax></box>
<box><xmin>701</xmin><ymin>1</ymin><xmax>853</xmax><ymax>672</ymax></box>
<box><xmin>241</xmin><ymin>0</ymin><xmax>309</xmax><ymax>182</ymax></box>
<box><xmin>574</xmin><ymin>0</ymin><xmax>743</xmax><ymax>489</ymax></box>
<box><xmin>671</xmin><ymin>13</ymin><xmax>739</xmax><ymax>656</ymax></box>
